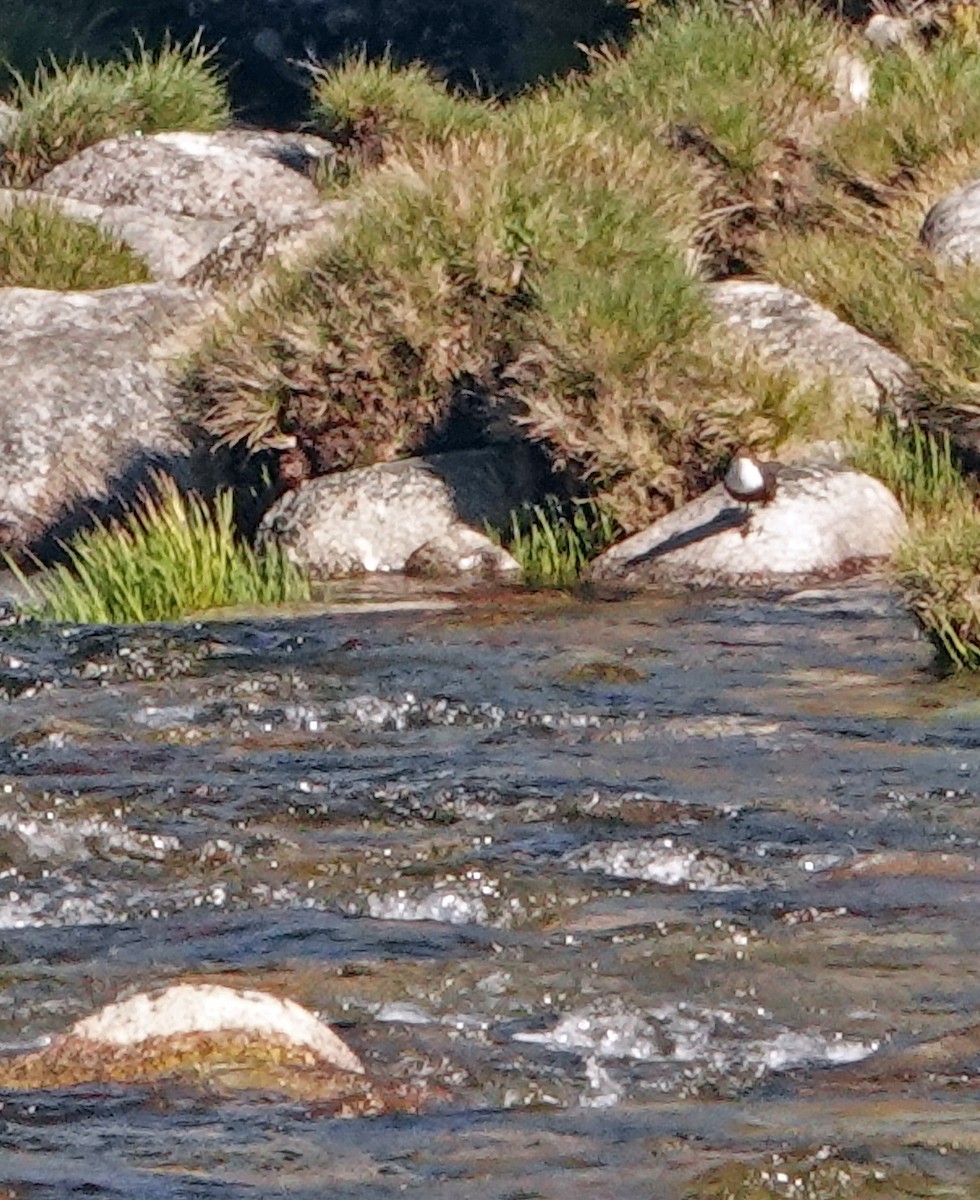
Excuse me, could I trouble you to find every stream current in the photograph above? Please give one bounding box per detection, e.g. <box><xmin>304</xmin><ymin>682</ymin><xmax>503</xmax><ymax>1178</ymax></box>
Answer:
<box><xmin>0</xmin><ymin>578</ymin><xmax>978</xmax><ymax>1197</ymax></box>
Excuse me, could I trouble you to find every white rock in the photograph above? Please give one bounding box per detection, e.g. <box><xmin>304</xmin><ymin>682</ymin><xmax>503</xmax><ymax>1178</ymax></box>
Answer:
<box><xmin>70</xmin><ymin>983</ymin><xmax>365</xmax><ymax>1074</ymax></box>
<box><xmin>589</xmin><ymin>465</ymin><xmax>906</xmax><ymax>588</ymax></box>
<box><xmin>828</xmin><ymin>51</ymin><xmax>872</xmax><ymax>110</ymax></box>
<box><xmin>865</xmin><ymin>14</ymin><xmax>916</xmax><ymax>50</ymax></box>
<box><xmin>37</xmin><ymin>130</ymin><xmax>333</xmax><ymax>223</ymax></box>
<box><xmin>708</xmin><ymin>279</ymin><xmax>917</xmax><ymax>412</ymax></box>
<box><xmin>405</xmin><ymin>525</ymin><xmax>521</xmax><ymax>578</ymax></box>
<box><xmin>260</xmin><ymin>446</ymin><xmax>541</xmax><ymax>576</ymax></box>
<box><xmin>0</xmin><ymin>284</ymin><xmax>220</xmax><ymax>555</ymax></box>
<box><xmin>921</xmin><ymin>178</ymin><xmax>980</xmax><ymax>266</ymax></box>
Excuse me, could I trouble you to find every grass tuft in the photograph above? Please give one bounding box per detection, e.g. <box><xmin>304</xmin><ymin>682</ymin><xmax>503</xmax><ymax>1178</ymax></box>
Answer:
<box><xmin>849</xmin><ymin>416</ymin><xmax>980</xmax><ymax>671</ymax></box>
<box><xmin>8</xmin><ymin>474</ymin><xmax>310</xmax><ymax>625</ymax></box>
<box><xmin>896</xmin><ymin>506</ymin><xmax>980</xmax><ymax>672</ymax></box>
<box><xmin>311</xmin><ymin>52</ymin><xmax>493</xmax><ymax>148</ymax></box>
<box><xmin>308</xmin><ymin>54</ymin><xmax>495</xmax><ymax>192</ymax></box>
<box><xmin>492</xmin><ymin>497</ymin><xmax>620</xmax><ymax>589</ymax></box>
<box><xmin>823</xmin><ymin>28</ymin><xmax>980</xmax><ymax>189</ymax></box>
<box><xmin>849</xmin><ymin>413</ymin><xmax>970</xmax><ymax>520</ymax></box>
<box><xmin>579</xmin><ymin>0</ymin><xmax>844</xmax><ymax>187</ymax></box>
<box><xmin>0</xmin><ymin>200</ymin><xmax>150</xmax><ymax>288</ymax></box>
<box><xmin>1</xmin><ymin>35</ymin><xmax>230</xmax><ymax>187</ymax></box>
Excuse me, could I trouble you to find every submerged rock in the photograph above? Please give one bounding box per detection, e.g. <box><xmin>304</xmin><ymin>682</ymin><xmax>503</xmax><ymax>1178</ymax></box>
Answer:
<box><xmin>68</xmin><ymin>983</ymin><xmax>365</xmax><ymax>1072</ymax></box>
<box><xmin>589</xmin><ymin>464</ymin><xmax>906</xmax><ymax>588</ymax></box>
<box><xmin>259</xmin><ymin>446</ymin><xmax>541</xmax><ymax>577</ymax></box>
<box><xmin>708</xmin><ymin>280</ymin><xmax>917</xmax><ymax>412</ymax></box>
<box><xmin>405</xmin><ymin>525</ymin><xmax>521</xmax><ymax>579</ymax></box>
<box><xmin>0</xmin><ymin>982</ymin><xmax>429</xmax><ymax>1110</ymax></box>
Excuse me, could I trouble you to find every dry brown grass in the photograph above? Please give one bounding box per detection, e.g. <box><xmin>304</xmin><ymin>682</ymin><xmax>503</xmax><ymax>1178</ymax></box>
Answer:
<box><xmin>187</xmin><ymin>1</ymin><xmax>980</xmax><ymax>552</ymax></box>
<box><xmin>189</xmin><ymin>46</ymin><xmax>839</xmax><ymax>529</ymax></box>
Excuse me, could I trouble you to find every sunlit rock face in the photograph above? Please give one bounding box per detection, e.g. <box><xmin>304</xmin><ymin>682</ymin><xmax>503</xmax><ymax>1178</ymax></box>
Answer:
<box><xmin>590</xmin><ymin>464</ymin><xmax>907</xmax><ymax>589</ymax></box>
<box><xmin>0</xmin><ymin>129</ymin><xmax>352</xmax><ymax>561</ymax></box>
<box><xmin>708</xmin><ymin>280</ymin><xmax>917</xmax><ymax>416</ymax></box>
<box><xmin>0</xmin><ymin>284</ymin><xmax>220</xmax><ymax>558</ymax></box>
<box><xmin>0</xmin><ymin>131</ymin><xmax>347</xmax><ymax>310</ymax></box>
<box><xmin>28</xmin><ymin>129</ymin><xmax>348</xmax><ymax>286</ymax></box>
<box><xmin>38</xmin><ymin>131</ymin><xmax>333</xmax><ymax>226</ymax></box>
<box><xmin>259</xmin><ymin>446</ymin><xmax>540</xmax><ymax>577</ymax></box>
<box><xmin>922</xmin><ymin>177</ymin><xmax>980</xmax><ymax>269</ymax></box>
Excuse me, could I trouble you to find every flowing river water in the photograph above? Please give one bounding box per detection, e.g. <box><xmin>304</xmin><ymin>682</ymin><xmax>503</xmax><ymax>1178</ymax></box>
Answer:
<box><xmin>0</xmin><ymin>577</ymin><xmax>979</xmax><ymax>1197</ymax></box>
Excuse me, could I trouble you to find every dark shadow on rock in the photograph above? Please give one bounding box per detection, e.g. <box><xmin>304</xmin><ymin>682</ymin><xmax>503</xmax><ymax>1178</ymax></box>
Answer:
<box><xmin>625</xmin><ymin>503</ymin><xmax>747</xmax><ymax>570</ymax></box>
<box><xmin>414</xmin><ymin>441</ymin><xmax>552</xmax><ymax>531</ymax></box>
<box><xmin>414</xmin><ymin>377</ymin><xmax>567</xmax><ymax>521</ymax></box>
<box><xmin>13</xmin><ymin>439</ymin><xmax>269</xmax><ymax>570</ymax></box>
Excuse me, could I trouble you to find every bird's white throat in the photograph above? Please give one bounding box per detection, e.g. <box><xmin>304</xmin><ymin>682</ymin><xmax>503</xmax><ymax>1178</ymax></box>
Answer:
<box><xmin>725</xmin><ymin>455</ymin><xmax>765</xmax><ymax>494</ymax></box>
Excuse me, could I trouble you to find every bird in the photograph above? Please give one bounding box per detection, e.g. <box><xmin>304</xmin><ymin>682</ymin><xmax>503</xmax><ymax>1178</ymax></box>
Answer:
<box><xmin>723</xmin><ymin>447</ymin><xmax>780</xmax><ymax>535</ymax></box>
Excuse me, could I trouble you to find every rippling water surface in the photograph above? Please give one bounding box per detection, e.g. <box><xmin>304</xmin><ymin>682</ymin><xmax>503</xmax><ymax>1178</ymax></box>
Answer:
<box><xmin>1</xmin><ymin>579</ymin><xmax>979</xmax><ymax>1197</ymax></box>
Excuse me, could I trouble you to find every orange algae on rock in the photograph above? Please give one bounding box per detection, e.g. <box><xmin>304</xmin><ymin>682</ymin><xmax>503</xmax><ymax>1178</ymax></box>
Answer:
<box><xmin>0</xmin><ymin>982</ymin><xmax>436</xmax><ymax>1111</ymax></box>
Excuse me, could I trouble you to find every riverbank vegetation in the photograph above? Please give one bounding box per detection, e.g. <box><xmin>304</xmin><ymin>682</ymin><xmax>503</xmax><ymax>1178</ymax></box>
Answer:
<box><xmin>7</xmin><ymin>476</ymin><xmax>310</xmax><ymax>624</ymax></box>
<box><xmin>4</xmin><ymin>3</ymin><xmax>980</xmax><ymax>662</ymax></box>
<box><xmin>852</xmin><ymin>417</ymin><xmax>980</xmax><ymax>669</ymax></box>
<box><xmin>491</xmin><ymin>497</ymin><xmax>620</xmax><ymax>589</ymax></box>
<box><xmin>0</xmin><ymin>36</ymin><xmax>229</xmax><ymax>187</ymax></box>
<box><xmin>189</xmin><ymin>2</ymin><xmax>845</xmax><ymax>530</ymax></box>
<box><xmin>245</xmin><ymin>0</ymin><xmax>980</xmax><ymax>664</ymax></box>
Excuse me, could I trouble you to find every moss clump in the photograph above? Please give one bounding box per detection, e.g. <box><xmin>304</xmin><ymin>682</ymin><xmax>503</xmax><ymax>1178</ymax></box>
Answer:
<box><xmin>1</xmin><ymin>36</ymin><xmax>230</xmax><ymax>187</ymax></box>
<box><xmin>0</xmin><ymin>1030</ymin><xmax>430</xmax><ymax>1111</ymax></box>
<box><xmin>8</xmin><ymin>474</ymin><xmax>310</xmax><ymax>625</ymax></box>
<box><xmin>0</xmin><ymin>201</ymin><xmax>150</xmax><ymax>289</ymax></box>
<box><xmin>562</xmin><ymin>659</ymin><xmax>646</xmax><ymax>684</ymax></box>
<box><xmin>683</xmin><ymin>1148</ymin><xmax>947</xmax><ymax>1200</ymax></box>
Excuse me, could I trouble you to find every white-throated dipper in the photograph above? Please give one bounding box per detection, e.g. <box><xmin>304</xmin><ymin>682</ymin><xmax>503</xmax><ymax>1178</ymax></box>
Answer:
<box><xmin>723</xmin><ymin>447</ymin><xmax>779</xmax><ymax>533</ymax></box>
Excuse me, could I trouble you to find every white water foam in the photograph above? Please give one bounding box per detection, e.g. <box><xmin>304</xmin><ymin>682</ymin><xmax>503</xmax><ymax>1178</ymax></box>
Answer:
<box><xmin>366</xmin><ymin>887</ymin><xmax>490</xmax><ymax>925</ymax></box>
<box><xmin>515</xmin><ymin>999</ymin><xmax>877</xmax><ymax>1082</ymax></box>
<box><xmin>568</xmin><ymin>838</ymin><xmax>744</xmax><ymax>891</ymax></box>
<box><xmin>0</xmin><ymin>812</ymin><xmax>180</xmax><ymax>863</ymax></box>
